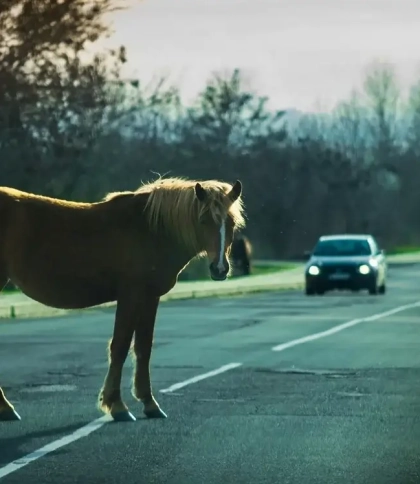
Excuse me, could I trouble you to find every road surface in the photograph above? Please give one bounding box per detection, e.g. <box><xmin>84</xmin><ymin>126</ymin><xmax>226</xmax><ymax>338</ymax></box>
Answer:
<box><xmin>1</xmin><ymin>265</ymin><xmax>420</xmax><ymax>483</ymax></box>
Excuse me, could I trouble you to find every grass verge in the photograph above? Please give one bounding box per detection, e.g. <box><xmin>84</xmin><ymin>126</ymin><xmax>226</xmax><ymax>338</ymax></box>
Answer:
<box><xmin>387</xmin><ymin>246</ymin><xmax>420</xmax><ymax>255</ymax></box>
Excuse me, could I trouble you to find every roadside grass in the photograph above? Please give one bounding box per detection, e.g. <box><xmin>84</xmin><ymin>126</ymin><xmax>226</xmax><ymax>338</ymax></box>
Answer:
<box><xmin>178</xmin><ymin>259</ymin><xmax>299</xmax><ymax>282</ymax></box>
<box><xmin>251</xmin><ymin>263</ymin><xmax>299</xmax><ymax>276</ymax></box>
<box><xmin>387</xmin><ymin>245</ymin><xmax>420</xmax><ymax>255</ymax></box>
<box><xmin>1</xmin><ymin>284</ymin><xmax>18</xmax><ymax>294</ymax></box>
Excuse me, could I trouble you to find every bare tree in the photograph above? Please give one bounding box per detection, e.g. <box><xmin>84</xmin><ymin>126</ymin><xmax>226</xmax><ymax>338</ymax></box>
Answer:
<box><xmin>0</xmin><ymin>0</ymin><xmax>134</xmax><ymax>195</ymax></box>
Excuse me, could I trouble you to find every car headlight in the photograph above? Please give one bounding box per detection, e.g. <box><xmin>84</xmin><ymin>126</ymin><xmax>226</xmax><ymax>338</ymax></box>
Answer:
<box><xmin>308</xmin><ymin>265</ymin><xmax>320</xmax><ymax>276</ymax></box>
<box><xmin>369</xmin><ymin>258</ymin><xmax>378</xmax><ymax>268</ymax></box>
<box><xmin>359</xmin><ymin>264</ymin><xmax>370</xmax><ymax>274</ymax></box>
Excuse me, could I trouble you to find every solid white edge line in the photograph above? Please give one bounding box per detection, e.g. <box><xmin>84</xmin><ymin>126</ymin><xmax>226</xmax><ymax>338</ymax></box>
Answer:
<box><xmin>272</xmin><ymin>300</ymin><xmax>420</xmax><ymax>352</ymax></box>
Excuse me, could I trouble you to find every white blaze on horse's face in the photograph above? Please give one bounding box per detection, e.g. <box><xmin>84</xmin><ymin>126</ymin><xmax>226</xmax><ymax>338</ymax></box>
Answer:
<box><xmin>208</xmin><ymin>216</ymin><xmax>231</xmax><ymax>281</ymax></box>
<box><xmin>217</xmin><ymin>219</ymin><xmax>227</xmax><ymax>273</ymax></box>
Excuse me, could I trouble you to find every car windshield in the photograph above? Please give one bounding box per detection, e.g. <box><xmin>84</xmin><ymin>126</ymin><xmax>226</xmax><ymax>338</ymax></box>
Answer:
<box><xmin>313</xmin><ymin>238</ymin><xmax>372</xmax><ymax>257</ymax></box>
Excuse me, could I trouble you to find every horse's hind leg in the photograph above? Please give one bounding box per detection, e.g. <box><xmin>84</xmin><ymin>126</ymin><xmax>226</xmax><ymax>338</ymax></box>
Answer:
<box><xmin>131</xmin><ymin>295</ymin><xmax>166</xmax><ymax>419</ymax></box>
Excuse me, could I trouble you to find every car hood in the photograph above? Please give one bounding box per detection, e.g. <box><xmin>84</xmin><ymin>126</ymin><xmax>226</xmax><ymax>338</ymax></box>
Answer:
<box><xmin>307</xmin><ymin>256</ymin><xmax>372</xmax><ymax>266</ymax></box>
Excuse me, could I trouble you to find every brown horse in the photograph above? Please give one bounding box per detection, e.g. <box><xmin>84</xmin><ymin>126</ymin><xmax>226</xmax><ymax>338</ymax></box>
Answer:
<box><xmin>0</xmin><ymin>176</ymin><xmax>245</xmax><ymax>422</ymax></box>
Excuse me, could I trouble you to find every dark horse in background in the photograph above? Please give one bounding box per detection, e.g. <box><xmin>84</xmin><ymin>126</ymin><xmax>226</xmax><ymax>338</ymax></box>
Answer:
<box><xmin>0</xmin><ymin>176</ymin><xmax>245</xmax><ymax>422</ymax></box>
<box><xmin>230</xmin><ymin>233</ymin><xmax>252</xmax><ymax>276</ymax></box>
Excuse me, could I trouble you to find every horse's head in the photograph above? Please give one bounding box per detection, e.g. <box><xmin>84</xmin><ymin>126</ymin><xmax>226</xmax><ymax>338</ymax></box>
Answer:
<box><xmin>194</xmin><ymin>180</ymin><xmax>243</xmax><ymax>281</ymax></box>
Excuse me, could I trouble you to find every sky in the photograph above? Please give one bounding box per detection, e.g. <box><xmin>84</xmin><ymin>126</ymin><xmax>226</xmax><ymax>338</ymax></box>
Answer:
<box><xmin>103</xmin><ymin>0</ymin><xmax>420</xmax><ymax>112</ymax></box>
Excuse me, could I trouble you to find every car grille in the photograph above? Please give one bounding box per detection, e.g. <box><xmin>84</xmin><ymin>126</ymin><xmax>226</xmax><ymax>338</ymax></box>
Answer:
<box><xmin>321</xmin><ymin>264</ymin><xmax>358</xmax><ymax>275</ymax></box>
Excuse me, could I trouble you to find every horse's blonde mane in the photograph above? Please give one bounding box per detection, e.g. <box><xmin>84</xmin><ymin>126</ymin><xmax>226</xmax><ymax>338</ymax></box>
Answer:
<box><xmin>121</xmin><ymin>176</ymin><xmax>246</xmax><ymax>252</ymax></box>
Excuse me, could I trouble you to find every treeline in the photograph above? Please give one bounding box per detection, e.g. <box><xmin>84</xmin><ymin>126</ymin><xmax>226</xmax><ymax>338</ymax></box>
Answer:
<box><xmin>2</xmin><ymin>1</ymin><xmax>420</xmax><ymax>258</ymax></box>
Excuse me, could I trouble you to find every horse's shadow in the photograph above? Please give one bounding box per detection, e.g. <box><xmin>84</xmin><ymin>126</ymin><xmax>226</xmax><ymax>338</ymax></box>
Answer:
<box><xmin>0</xmin><ymin>421</ymin><xmax>94</xmax><ymax>465</ymax></box>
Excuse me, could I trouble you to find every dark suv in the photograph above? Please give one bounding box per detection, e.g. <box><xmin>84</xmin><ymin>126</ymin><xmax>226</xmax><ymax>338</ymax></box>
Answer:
<box><xmin>304</xmin><ymin>234</ymin><xmax>387</xmax><ymax>296</ymax></box>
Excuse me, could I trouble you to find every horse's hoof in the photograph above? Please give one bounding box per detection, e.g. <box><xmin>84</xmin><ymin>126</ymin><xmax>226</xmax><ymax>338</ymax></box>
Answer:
<box><xmin>144</xmin><ymin>407</ymin><xmax>167</xmax><ymax>419</ymax></box>
<box><xmin>0</xmin><ymin>408</ymin><xmax>21</xmax><ymax>421</ymax></box>
<box><xmin>111</xmin><ymin>410</ymin><xmax>137</xmax><ymax>422</ymax></box>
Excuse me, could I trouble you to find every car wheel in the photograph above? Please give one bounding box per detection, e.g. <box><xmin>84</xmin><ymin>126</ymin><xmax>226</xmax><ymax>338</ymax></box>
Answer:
<box><xmin>368</xmin><ymin>282</ymin><xmax>378</xmax><ymax>295</ymax></box>
<box><xmin>305</xmin><ymin>286</ymin><xmax>316</xmax><ymax>296</ymax></box>
<box><xmin>316</xmin><ymin>288</ymin><xmax>325</xmax><ymax>295</ymax></box>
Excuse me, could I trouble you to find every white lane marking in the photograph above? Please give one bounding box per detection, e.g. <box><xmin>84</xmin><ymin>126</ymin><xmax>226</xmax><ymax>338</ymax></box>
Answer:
<box><xmin>217</xmin><ymin>219</ymin><xmax>226</xmax><ymax>271</ymax></box>
<box><xmin>0</xmin><ymin>362</ymin><xmax>242</xmax><ymax>480</ymax></box>
<box><xmin>21</xmin><ymin>384</ymin><xmax>77</xmax><ymax>393</ymax></box>
<box><xmin>272</xmin><ymin>300</ymin><xmax>420</xmax><ymax>352</ymax></box>
<box><xmin>3</xmin><ymin>300</ymin><xmax>420</xmax><ymax>479</ymax></box>
<box><xmin>215</xmin><ymin>300</ymin><xmax>236</xmax><ymax>307</ymax></box>
<box><xmin>0</xmin><ymin>416</ymin><xmax>110</xmax><ymax>479</ymax></box>
<box><xmin>160</xmin><ymin>362</ymin><xmax>242</xmax><ymax>393</ymax></box>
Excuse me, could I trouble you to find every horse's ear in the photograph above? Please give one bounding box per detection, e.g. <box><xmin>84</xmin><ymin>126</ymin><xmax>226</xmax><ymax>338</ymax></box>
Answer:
<box><xmin>228</xmin><ymin>180</ymin><xmax>242</xmax><ymax>202</ymax></box>
<box><xmin>195</xmin><ymin>182</ymin><xmax>207</xmax><ymax>202</ymax></box>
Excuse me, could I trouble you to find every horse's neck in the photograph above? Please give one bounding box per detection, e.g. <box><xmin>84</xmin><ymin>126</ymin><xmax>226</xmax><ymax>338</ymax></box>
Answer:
<box><xmin>175</xmin><ymin>247</ymin><xmax>200</xmax><ymax>272</ymax></box>
<box><xmin>157</xmin><ymin>241</ymin><xmax>199</xmax><ymax>273</ymax></box>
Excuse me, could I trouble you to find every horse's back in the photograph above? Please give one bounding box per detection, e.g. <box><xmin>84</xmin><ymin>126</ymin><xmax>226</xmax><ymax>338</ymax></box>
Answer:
<box><xmin>0</xmin><ymin>186</ymin><xmax>91</xmax><ymax>210</ymax></box>
<box><xmin>0</xmin><ymin>187</ymin><xmax>153</xmax><ymax>307</ymax></box>
<box><xmin>0</xmin><ymin>187</ymin><xmax>29</xmax><ymax>197</ymax></box>
<box><xmin>0</xmin><ymin>186</ymin><xmax>26</xmax><ymax>210</ymax></box>
<box><xmin>0</xmin><ymin>186</ymin><xmax>153</xmax><ymax>267</ymax></box>
<box><xmin>0</xmin><ymin>188</ymin><xmax>23</xmax><ymax>241</ymax></box>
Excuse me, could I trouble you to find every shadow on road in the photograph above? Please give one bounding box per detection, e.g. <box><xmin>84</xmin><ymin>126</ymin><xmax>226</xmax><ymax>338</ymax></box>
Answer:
<box><xmin>0</xmin><ymin>422</ymin><xmax>90</xmax><ymax>465</ymax></box>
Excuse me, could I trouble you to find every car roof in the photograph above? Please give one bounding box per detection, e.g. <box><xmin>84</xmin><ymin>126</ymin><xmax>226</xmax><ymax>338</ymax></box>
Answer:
<box><xmin>318</xmin><ymin>234</ymin><xmax>373</xmax><ymax>241</ymax></box>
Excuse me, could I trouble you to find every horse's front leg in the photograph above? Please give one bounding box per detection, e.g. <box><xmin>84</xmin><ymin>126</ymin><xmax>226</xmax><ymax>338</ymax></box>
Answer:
<box><xmin>0</xmin><ymin>386</ymin><xmax>20</xmax><ymax>421</ymax></box>
<box><xmin>98</xmin><ymin>290</ymin><xmax>137</xmax><ymax>422</ymax></box>
<box><xmin>131</xmin><ymin>295</ymin><xmax>166</xmax><ymax>418</ymax></box>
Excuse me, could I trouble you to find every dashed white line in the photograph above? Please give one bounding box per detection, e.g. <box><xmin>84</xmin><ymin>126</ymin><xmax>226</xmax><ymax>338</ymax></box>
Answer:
<box><xmin>159</xmin><ymin>362</ymin><xmax>243</xmax><ymax>393</ymax></box>
<box><xmin>0</xmin><ymin>363</ymin><xmax>243</xmax><ymax>480</ymax></box>
<box><xmin>2</xmin><ymin>300</ymin><xmax>420</xmax><ymax>480</ymax></box>
<box><xmin>272</xmin><ymin>300</ymin><xmax>420</xmax><ymax>352</ymax></box>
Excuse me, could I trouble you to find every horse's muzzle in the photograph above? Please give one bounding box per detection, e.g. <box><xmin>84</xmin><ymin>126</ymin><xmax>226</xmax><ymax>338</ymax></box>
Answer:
<box><xmin>209</xmin><ymin>262</ymin><xmax>229</xmax><ymax>281</ymax></box>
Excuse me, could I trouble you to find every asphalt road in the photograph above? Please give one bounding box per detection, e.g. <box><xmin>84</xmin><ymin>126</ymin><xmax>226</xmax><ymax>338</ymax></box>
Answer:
<box><xmin>1</xmin><ymin>265</ymin><xmax>420</xmax><ymax>484</ymax></box>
